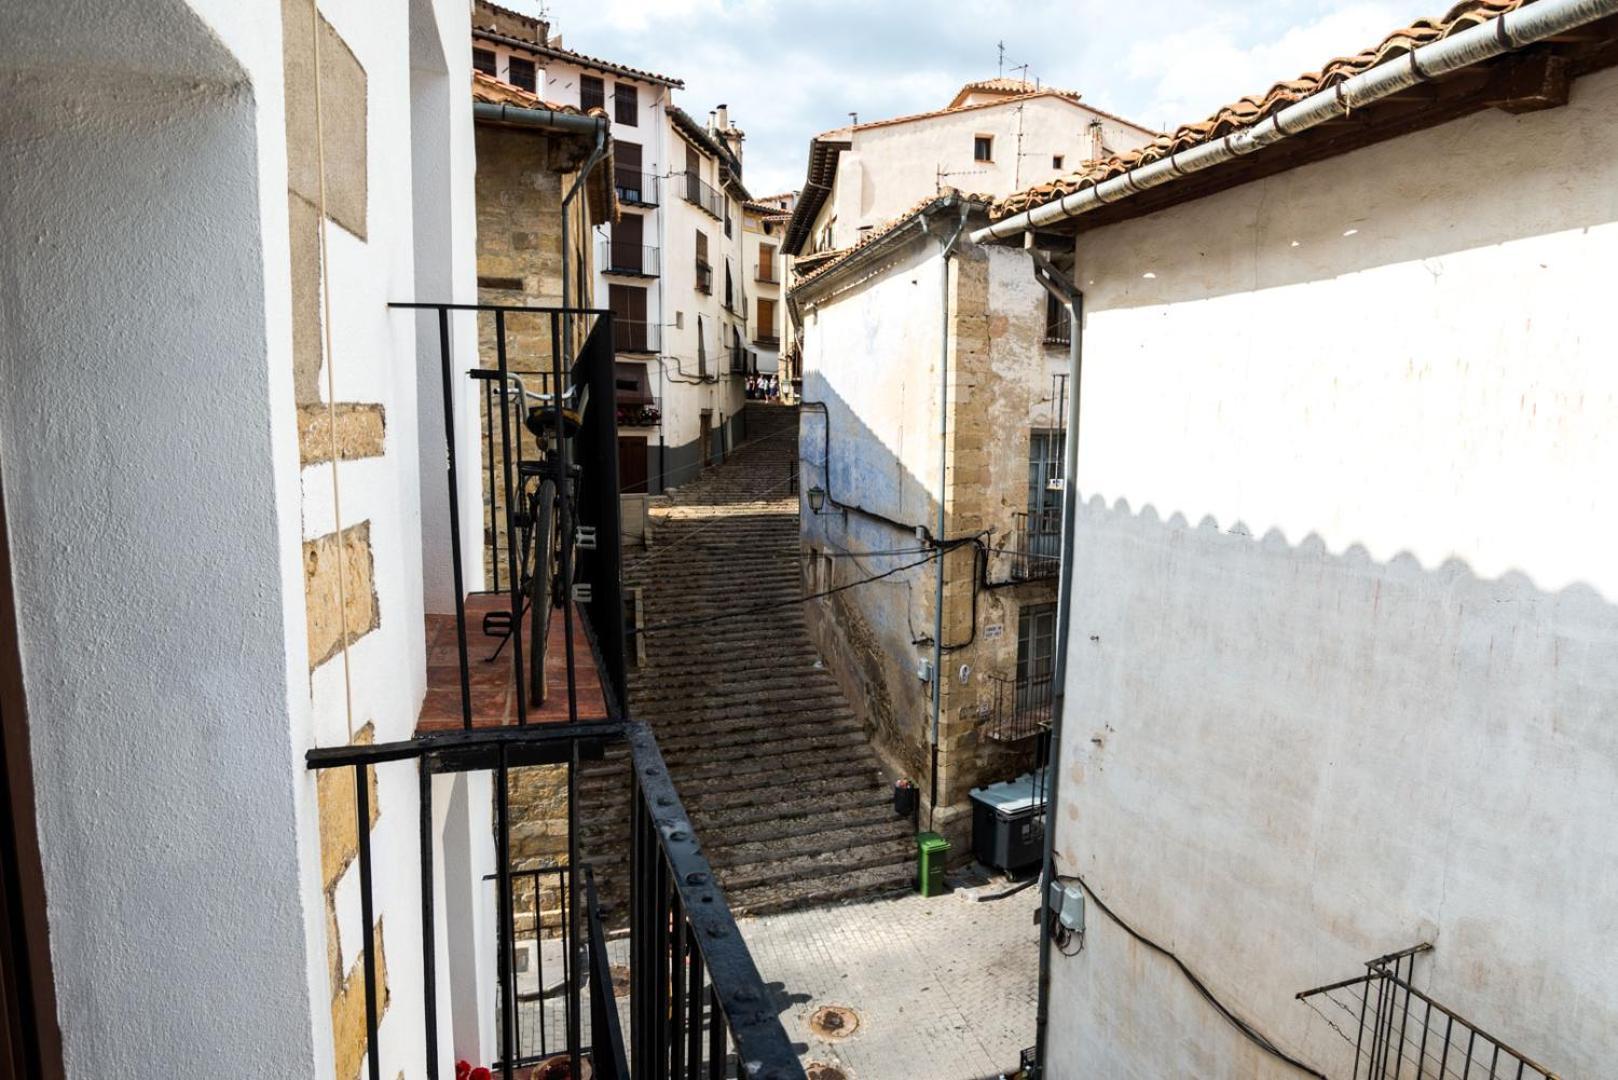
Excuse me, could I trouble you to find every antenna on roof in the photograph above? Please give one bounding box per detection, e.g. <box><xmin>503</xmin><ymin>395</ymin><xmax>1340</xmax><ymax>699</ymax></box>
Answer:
<box><xmin>849</xmin><ymin>111</ymin><xmax>858</xmax><ymax>126</ymax></box>
<box><xmin>1011</xmin><ymin>62</ymin><xmax>1030</xmax><ymax>85</ymax></box>
<box><xmin>997</xmin><ymin>40</ymin><xmax>1006</xmax><ymax>77</ymax></box>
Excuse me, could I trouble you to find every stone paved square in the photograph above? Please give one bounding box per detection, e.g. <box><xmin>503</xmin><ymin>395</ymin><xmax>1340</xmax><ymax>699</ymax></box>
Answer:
<box><xmin>738</xmin><ymin>884</ymin><xmax>1040</xmax><ymax>1080</ymax></box>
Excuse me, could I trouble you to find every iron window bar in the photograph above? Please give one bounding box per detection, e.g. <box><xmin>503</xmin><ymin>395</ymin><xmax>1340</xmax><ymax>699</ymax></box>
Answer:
<box><xmin>602</xmin><ymin>240</ymin><xmax>660</xmax><ymax>278</ymax></box>
<box><xmin>615</xmin><ymin>319</ymin><xmax>661</xmax><ymax>355</ymax></box>
<box><xmin>1297</xmin><ymin>944</ymin><xmax>1561</xmax><ymax>1080</ymax></box>
<box><xmin>982</xmin><ymin>671</ymin><xmax>1054</xmax><ymax>743</ymax></box>
<box><xmin>1010</xmin><ymin>509</ymin><xmax>1063</xmax><ymax>580</ymax></box>
<box><xmin>753</xmin><ymin>261</ymin><xmax>778</xmax><ymax>284</ymax></box>
<box><xmin>695</xmin><ymin>260</ymin><xmax>714</xmax><ymax>295</ymax></box>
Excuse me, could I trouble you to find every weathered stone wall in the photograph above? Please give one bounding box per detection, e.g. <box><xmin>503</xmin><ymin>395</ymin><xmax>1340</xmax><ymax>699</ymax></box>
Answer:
<box><xmin>799</xmin><ymin>230</ymin><xmax>1065</xmax><ymax>854</ymax></box>
<box><xmin>933</xmin><ymin>245</ymin><xmax>1067</xmax><ymax>832</ymax></box>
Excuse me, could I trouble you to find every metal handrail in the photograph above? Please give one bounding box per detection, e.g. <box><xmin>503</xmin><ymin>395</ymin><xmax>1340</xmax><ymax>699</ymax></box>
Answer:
<box><xmin>1012</xmin><ymin>509</ymin><xmax>1063</xmax><ymax>580</ymax></box>
<box><xmin>627</xmin><ymin>724</ymin><xmax>803</xmax><ymax>1079</ymax></box>
<box><xmin>678</xmin><ymin>169</ymin><xmax>724</xmax><ymax>219</ymax></box>
<box><xmin>601</xmin><ymin>240</ymin><xmax>659</xmax><ymax>277</ymax></box>
<box><xmin>613</xmin><ymin>170</ymin><xmax>660</xmax><ymax>207</ymax></box>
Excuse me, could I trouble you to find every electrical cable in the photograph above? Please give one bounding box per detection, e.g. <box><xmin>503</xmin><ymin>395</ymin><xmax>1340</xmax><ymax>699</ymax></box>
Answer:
<box><xmin>1057</xmin><ymin>872</ymin><xmax>1328</xmax><ymax>1078</ymax></box>
<box><xmin>630</xmin><ymin>551</ymin><xmax>938</xmax><ymax>638</ymax></box>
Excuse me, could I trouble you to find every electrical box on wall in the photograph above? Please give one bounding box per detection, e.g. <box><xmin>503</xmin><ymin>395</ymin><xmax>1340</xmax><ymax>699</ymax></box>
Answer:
<box><xmin>916</xmin><ymin>658</ymin><xmax>933</xmax><ymax>683</ymax></box>
<box><xmin>1048</xmin><ymin>880</ymin><xmax>1085</xmax><ymax>933</ymax></box>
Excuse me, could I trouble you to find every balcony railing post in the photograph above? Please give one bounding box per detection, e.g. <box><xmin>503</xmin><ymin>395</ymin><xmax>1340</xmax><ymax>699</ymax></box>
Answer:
<box><xmin>493</xmin><ymin>311</ymin><xmax>529</xmax><ymax>726</ymax></box>
<box><xmin>354</xmin><ymin>763</ymin><xmax>382</xmax><ymax>1080</ymax></box>
<box><xmin>419</xmin><ymin>762</ymin><xmax>439</xmax><ymax>1080</ymax></box>
<box><xmin>438</xmin><ymin>308</ymin><xmax>473</xmax><ymax>729</ymax></box>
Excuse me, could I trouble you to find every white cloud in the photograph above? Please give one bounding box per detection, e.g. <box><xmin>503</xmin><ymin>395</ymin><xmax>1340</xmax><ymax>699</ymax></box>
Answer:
<box><xmin>503</xmin><ymin>0</ymin><xmax>1445</xmax><ymax>196</ymax></box>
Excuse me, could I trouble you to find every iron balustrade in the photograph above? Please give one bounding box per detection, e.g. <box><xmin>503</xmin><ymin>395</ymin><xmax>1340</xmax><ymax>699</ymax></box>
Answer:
<box><xmin>491</xmin><ymin>864</ymin><xmax>574</xmax><ymax>1069</ymax></box>
<box><xmin>305</xmin><ymin>722</ymin><xmax>624</xmax><ymax>1080</ymax></box>
<box><xmin>617</xmin><ymin>319</ymin><xmax>661</xmax><ymax>355</ymax></box>
<box><xmin>679</xmin><ymin>170</ymin><xmax>724</xmax><ymax>219</ymax></box>
<box><xmin>1297</xmin><ymin>945</ymin><xmax>1561</xmax><ymax>1080</ymax></box>
<box><xmin>603</xmin><ymin>241</ymin><xmax>660</xmax><ymax>278</ymax></box>
<box><xmin>728</xmin><ymin>343</ymin><xmax>752</xmax><ymax>376</ymax></box>
<box><xmin>616</xmin><ymin>394</ymin><xmax>661</xmax><ymax>429</ymax></box>
<box><xmin>695</xmin><ymin>261</ymin><xmax>714</xmax><ymax>295</ymax></box>
<box><xmin>392</xmin><ymin>301</ymin><xmax>627</xmax><ymax>728</ymax></box>
<box><xmin>615</xmin><ymin>170</ymin><xmax>660</xmax><ymax>208</ymax></box>
<box><xmin>627</xmin><ymin>724</ymin><xmax>803</xmax><ymax>1080</ymax></box>
<box><xmin>754</xmin><ymin>334</ymin><xmax>780</xmax><ymax>349</ymax></box>
<box><xmin>983</xmin><ymin>672</ymin><xmax>1055</xmax><ymax>743</ymax></box>
<box><xmin>1012</xmin><ymin>509</ymin><xmax>1063</xmax><ymax>580</ymax></box>
<box><xmin>754</xmin><ymin>262</ymin><xmax>778</xmax><ymax>284</ymax></box>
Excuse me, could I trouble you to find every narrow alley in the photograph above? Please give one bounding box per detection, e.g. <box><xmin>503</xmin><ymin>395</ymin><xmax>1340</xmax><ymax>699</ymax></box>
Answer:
<box><xmin>582</xmin><ymin>402</ymin><xmax>915</xmax><ymax>915</ymax></box>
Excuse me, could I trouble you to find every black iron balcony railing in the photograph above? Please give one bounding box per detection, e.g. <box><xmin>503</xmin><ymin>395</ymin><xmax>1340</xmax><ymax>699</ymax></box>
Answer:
<box><xmin>695</xmin><ymin>260</ymin><xmax>713</xmax><ymax>295</ymax></box>
<box><xmin>754</xmin><ymin>262</ymin><xmax>778</xmax><ymax>284</ymax></box>
<box><xmin>679</xmin><ymin>170</ymin><xmax>724</xmax><ymax>219</ymax></box>
<box><xmin>1044</xmin><ymin>308</ymin><xmax>1072</xmax><ymax>347</ymax></box>
<box><xmin>302</xmin><ymin>300</ymin><xmax>799</xmax><ymax>1080</ymax></box>
<box><xmin>602</xmin><ymin>241</ymin><xmax>659</xmax><ymax>278</ymax></box>
<box><xmin>1012</xmin><ymin>509</ymin><xmax>1062</xmax><ymax>580</ymax></box>
<box><xmin>616</xmin><ymin>394</ymin><xmax>660</xmax><ymax>429</ymax></box>
<box><xmin>983</xmin><ymin>671</ymin><xmax>1054</xmax><ymax>743</ymax></box>
<box><xmin>1297</xmin><ymin>944</ymin><xmax>1559</xmax><ymax>1080</ymax></box>
<box><xmin>728</xmin><ymin>343</ymin><xmax>752</xmax><ymax>376</ymax></box>
<box><xmin>616</xmin><ymin>319</ymin><xmax>660</xmax><ymax>354</ymax></box>
<box><xmin>626</xmin><ymin>724</ymin><xmax>802</xmax><ymax>1079</ymax></box>
<box><xmin>754</xmin><ymin>334</ymin><xmax>780</xmax><ymax>349</ymax></box>
<box><xmin>614</xmin><ymin>170</ymin><xmax>659</xmax><ymax>208</ymax></box>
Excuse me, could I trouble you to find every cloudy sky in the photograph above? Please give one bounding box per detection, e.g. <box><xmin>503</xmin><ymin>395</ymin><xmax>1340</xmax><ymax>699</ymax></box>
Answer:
<box><xmin>511</xmin><ymin>0</ymin><xmax>1436</xmax><ymax>197</ymax></box>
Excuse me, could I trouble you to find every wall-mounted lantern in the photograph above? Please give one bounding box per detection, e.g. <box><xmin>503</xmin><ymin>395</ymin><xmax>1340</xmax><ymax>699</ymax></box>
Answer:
<box><xmin>806</xmin><ymin>485</ymin><xmax>826</xmax><ymax>514</ymax></box>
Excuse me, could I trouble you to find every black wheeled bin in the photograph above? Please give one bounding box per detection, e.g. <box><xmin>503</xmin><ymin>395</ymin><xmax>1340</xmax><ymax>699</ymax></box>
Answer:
<box><xmin>968</xmin><ymin>771</ymin><xmax>1047</xmax><ymax>873</ymax></box>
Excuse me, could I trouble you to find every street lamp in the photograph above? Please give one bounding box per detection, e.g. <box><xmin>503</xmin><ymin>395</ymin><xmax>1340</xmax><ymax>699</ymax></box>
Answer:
<box><xmin>806</xmin><ymin>485</ymin><xmax>826</xmax><ymax>514</ymax></box>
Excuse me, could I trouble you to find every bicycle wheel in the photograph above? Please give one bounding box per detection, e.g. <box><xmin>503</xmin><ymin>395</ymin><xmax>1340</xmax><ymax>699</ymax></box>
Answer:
<box><xmin>527</xmin><ymin>477</ymin><xmax>558</xmax><ymax>703</ymax></box>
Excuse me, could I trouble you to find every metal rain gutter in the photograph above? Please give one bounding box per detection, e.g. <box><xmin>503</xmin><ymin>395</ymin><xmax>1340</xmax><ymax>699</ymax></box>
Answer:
<box><xmin>472</xmin><ymin>100</ymin><xmax>609</xmax><ymax>138</ymax></box>
<box><xmin>972</xmin><ymin>0</ymin><xmax>1618</xmax><ymax>243</ymax></box>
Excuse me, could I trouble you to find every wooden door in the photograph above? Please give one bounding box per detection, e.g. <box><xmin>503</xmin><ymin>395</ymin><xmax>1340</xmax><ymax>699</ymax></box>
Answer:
<box><xmin>608</xmin><ymin>283</ymin><xmax>648</xmax><ymax>352</ymax></box>
<box><xmin>617</xmin><ymin>436</ymin><xmax>648</xmax><ymax>494</ymax></box>
<box><xmin>611</xmin><ymin>213</ymin><xmax>643</xmax><ymax>275</ymax></box>
<box><xmin>614</xmin><ymin>141</ymin><xmax>643</xmax><ymax>202</ymax></box>
<box><xmin>699</xmin><ymin>412</ymin><xmax>712</xmax><ymax>468</ymax></box>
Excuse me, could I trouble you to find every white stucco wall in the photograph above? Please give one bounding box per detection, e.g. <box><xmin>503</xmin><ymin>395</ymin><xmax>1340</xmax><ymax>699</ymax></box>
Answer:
<box><xmin>0</xmin><ymin>0</ymin><xmax>482</xmax><ymax>1075</ymax></box>
<box><xmin>1047</xmin><ymin>66</ymin><xmax>1618</xmax><ymax>1079</ymax></box>
<box><xmin>825</xmin><ymin>97</ymin><xmax>1153</xmax><ymax>249</ymax></box>
<box><xmin>0</xmin><ymin>2</ymin><xmax>325</xmax><ymax>1075</ymax></box>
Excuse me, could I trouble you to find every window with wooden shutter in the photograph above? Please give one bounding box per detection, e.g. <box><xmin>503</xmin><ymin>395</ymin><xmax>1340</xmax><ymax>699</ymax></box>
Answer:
<box><xmin>508</xmin><ymin>56</ymin><xmax>536</xmax><ymax>92</ymax></box>
<box><xmin>472</xmin><ymin>48</ymin><xmax>497</xmax><ymax>76</ymax></box>
<box><xmin>974</xmin><ymin>135</ymin><xmax>994</xmax><ymax>162</ymax></box>
<box><xmin>614</xmin><ymin>84</ymin><xmax>638</xmax><ymax>126</ymax></box>
<box><xmin>581</xmin><ymin>75</ymin><xmax>605</xmax><ymax>112</ymax></box>
<box><xmin>756</xmin><ymin>298</ymin><xmax>777</xmax><ymax>344</ymax></box>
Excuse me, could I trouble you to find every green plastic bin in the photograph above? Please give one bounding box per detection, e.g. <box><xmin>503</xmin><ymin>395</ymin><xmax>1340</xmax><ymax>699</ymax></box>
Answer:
<box><xmin>917</xmin><ymin>831</ymin><xmax>950</xmax><ymax>897</ymax></box>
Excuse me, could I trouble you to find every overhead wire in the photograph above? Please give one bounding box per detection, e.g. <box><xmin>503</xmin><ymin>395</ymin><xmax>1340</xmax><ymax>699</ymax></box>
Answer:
<box><xmin>629</xmin><ymin>551</ymin><xmax>938</xmax><ymax>638</ymax></box>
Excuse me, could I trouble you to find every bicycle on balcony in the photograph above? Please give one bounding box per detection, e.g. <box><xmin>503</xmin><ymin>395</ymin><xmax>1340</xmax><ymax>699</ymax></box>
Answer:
<box><xmin>486</xmin><ymin>372</ymin><xmax>592</xmax><ymax>703</ymax></box>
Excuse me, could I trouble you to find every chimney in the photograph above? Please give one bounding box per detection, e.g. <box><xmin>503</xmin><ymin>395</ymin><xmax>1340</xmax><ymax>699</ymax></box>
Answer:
<box><xmin>716</xmin><ymin>104</ymin><xmax>729</xmax><ymax>131</ymax></box>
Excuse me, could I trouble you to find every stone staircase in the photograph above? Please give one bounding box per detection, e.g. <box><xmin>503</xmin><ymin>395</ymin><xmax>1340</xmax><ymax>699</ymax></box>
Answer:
<box><xmin>582</xmin><ymin>402</ymin><xmax>915</xmax><ymax>919</ymax></box>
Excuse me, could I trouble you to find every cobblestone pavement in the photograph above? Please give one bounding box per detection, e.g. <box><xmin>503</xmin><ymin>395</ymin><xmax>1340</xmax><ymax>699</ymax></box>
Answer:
<box><xmin>738</xmin><ymin>884</ymin><xmax>1040</xmax><ymax>1080</ymax></box>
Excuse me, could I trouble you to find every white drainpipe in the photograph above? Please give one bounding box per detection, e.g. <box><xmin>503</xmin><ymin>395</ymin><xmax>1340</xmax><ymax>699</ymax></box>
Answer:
<box><xmin>973</xmin><ymin>0</ymin><xmax>1618</xmax><ymax>243</ymax></box>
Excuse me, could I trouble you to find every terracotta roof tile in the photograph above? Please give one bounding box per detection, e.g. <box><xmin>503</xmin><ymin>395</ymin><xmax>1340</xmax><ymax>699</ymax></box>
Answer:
<box><xmin>472</xmin><ymin>29</ymin><xmax>685</xmax><ymax>88</ymax></box>
<box><xmin>992</xmin><ymin>0</ymin><xmax>1534</xmax><ymax>220</ymax></box>
<box><xmin>841</xmin><ymin>90</ymin><xmax>1108</xmax><ymax>134</ymax></box>
<box><xmin>471</xmin><ymin>70</ymin><xmax>581</xmax><ymax>114</ymax></box>
<box><xmin>947</xmin><ymin>77</ymin><xmax>1082</xmax><ymax>108</ymax></box>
